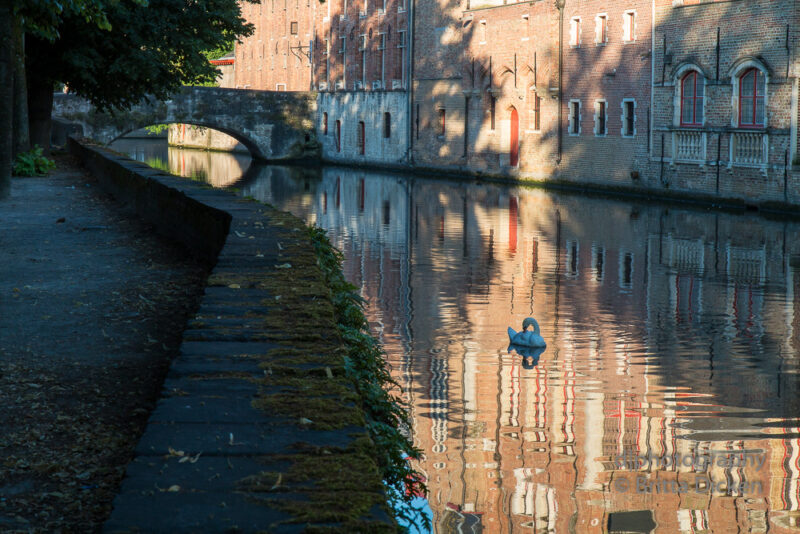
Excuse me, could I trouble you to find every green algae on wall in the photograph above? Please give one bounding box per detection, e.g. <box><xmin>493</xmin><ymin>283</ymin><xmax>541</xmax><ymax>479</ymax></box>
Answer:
<box><xmin>223</xmin><ymin>205</ymin><xmax>429</xmax><ymax>530</ymax></box>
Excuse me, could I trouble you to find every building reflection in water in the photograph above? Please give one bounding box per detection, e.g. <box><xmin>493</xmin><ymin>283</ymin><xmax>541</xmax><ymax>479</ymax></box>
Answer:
<box><xmin>237</xmin><ymin>165</ymin><xmax>800</xmax><ymax>534</ymax></box>
<box><xmin>112</xmin><ymin>141</ymin><xmax>800</xmax><ymax>533</ymax></box>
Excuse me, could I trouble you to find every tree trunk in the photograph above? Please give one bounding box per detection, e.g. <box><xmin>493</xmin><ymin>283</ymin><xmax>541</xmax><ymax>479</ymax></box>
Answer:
<box><xmin>12</xmin><ymin>20</ymin><xmax>29</xmax><ymax>158</ymax></box>
<box><xmin>0</xmin><ymin>6</ymin><xmax>14</xmax><ymax>198</ymax></box>
<box><xmin>27</xmin><ymin>70</ymin><xmax>54</xmax><ymax>156</ymax></box>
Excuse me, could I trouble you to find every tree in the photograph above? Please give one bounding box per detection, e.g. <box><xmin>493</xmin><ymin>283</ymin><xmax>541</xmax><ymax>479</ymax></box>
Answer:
<box><xmin>1</xmin><ymin>4</ymin><xmax>13</xmax><ymax>198</ymax></box>
<box><xmin>1</xmin><ymin>0</ymin><xmax>115</xmax><ymax>197</ymax></box>
<box><xmin>25</xmin><ymin>0</ymin><xmax>254</xmax><ymax>150</ymax></box>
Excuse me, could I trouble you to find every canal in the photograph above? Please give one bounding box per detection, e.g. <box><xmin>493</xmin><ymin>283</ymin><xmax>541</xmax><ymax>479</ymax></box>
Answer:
<box><xmin>112</xmin><ymin>138</ymin><xmax>800</xmax><ymax>533</ymax></box>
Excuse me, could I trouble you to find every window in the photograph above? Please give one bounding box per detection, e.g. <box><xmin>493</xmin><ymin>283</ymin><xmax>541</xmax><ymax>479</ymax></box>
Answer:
<box><xmin>522</xmin><ymin>14</ymin><xmax>530</xmax><ymax>41</ymax></box>
<box><xmin>438</xmin><ymin>109</ymin><xmax>446</xmax><ymax>136</ymax></box>
<box><xmin>595</xmin><ymin>14</ymin><xmax>608</xmax><ymax>44</ymax></box>
<box><xmin>620</xmin><ymin>252</ymin><xmax>633</xmax><ymax>290</ymax></box>
<box><xmin>622</xmin><ymin>11</ymin><xmax>635</xmax><ymax>42</ymax></box>
<box><xmin>592</xmin><ymin>246</ymin><xmax>605</xmax><ymax>282</ymax></box>
<box><xmin>569</xmin><ymin>17</ymin><xmax>581</xmax><ymax>47</ymax></box>
<box><xmin>529</xmin><ymin>93</ymin><xmax>541</xmax><ymax>131</ymax></box>
<box><xmin>276</xmin><ymin>83</ymin><xmax>287</xmax><ymax>91</ymax></box>
<box><xmin>490</xmin><ymin>96</ymin><xmax>496</xmax><ymax>130</ymax></box>
<box><xmin>397</xmin><ymin>30</ymin><xmax>406</xmax><ymax>84</ymax></box>
<box><xmin>594</xmin><ymin>100</ymin><xmax>607</xmax><ymax>136</ymax></box>
<box><xmin>335</xmin><ymin>120</ymin><xmax>342</xmax><ymax>152</ymax></box>
<box><xmin>323</xmin><ymin>112</ymin><xmax>328</xmax><ymax>135</ymax></box>
<box><xmin>383</xmin><ymin>112</ymin><xmax>391</xmax><ymax>138</ymax></box>
<box><xmin>621</xmin><ymin>99</ymin><xmax>635</xmax><ymax>137</ymax></box>
<box><xmin>569</xmin><ymin>100</ymin><xmax>581</xmax><ymax>135</ymax></box>
<box><xmin>359</xmin><ymin>35</ymin><xmax>367</xmax><ymax>84</ymax></box>
<box><xmin>680</xmin><ymin>71</ymin><xmax>704</xmax><ymax>126</ymax></box>
<box><xmin>739</xmin><ymin>68</ymin><xmax>766</xmax><ymax>127</ymax></box>
<box><xmin>290</xmin><ymin>21</ymin><xmax>298</xmax><ymax>34</ymax></box>
<box><xmin>479</xmin><ymin>20</ymin><xmax>487</xmax><ymax>44</ymax></box>
<box><xmin>358</xmin><ymin>121</ymin><xmax>365</xmax><ymax>154</ymax></box>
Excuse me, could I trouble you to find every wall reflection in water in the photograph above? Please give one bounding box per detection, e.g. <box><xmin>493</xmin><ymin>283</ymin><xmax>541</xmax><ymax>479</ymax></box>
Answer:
<box><xmin>112</xmin><ymin>141</ymin><xmax>800</xmax><ymax>533</ymax></box>
<box><xmin>239</xmin><ymin>165</ymin><xmax>800</xmax><ymax>534</ymax></box>
<box><xmin>109</xmin><ymin>138</ymin><xmax>250</xmax><ymax>188</ymax></box>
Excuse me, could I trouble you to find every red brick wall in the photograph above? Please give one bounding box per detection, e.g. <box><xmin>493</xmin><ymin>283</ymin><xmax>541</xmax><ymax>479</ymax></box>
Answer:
<box><xmin>557</xmin><ymin>0</ymin><xmax>653</xmax><ymax>185</ymax></box>
<box><xmin>312</xmin><ymin>0</ymin><xmax>409</xmax><ymax>91</ymax></box>
<box><xmin>234</xmin><ymin>0</ymin><xmax>317</xmax><ymax>90</ymax></box>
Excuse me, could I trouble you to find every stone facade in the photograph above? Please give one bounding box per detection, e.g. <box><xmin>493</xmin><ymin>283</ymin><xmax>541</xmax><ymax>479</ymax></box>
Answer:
<box><xmin>317</xmin><ymin>91</ymin><xmax>409</xmax><ymax>164</ymax></box>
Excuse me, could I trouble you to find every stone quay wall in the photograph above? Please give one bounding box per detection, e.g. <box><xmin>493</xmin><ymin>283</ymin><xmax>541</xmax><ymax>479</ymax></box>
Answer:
<box><xmin>67</xmin><ymin>138</ymin><xmax>396</xmax><ymax>532</ymax></box>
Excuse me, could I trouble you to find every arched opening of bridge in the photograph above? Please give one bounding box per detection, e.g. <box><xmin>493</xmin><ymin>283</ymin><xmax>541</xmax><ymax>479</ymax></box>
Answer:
<box><xmin>109</xmin><ymin>123</ymin><xmax>254</xmax><ymax>188</ymax></box>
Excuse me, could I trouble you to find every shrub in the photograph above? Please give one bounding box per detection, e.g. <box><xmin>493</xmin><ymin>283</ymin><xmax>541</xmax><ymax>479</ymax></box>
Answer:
<box><xmin>13</xmin><ymin>146</ymin><xmax>56</xmax><ymax>177</ymax></box>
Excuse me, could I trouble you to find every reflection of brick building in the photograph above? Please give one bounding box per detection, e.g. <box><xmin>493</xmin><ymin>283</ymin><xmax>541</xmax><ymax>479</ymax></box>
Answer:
<box><xmin>246</xmin><ymin>169</ymin><xmax>800</xmax><ymax>532</ymax></box>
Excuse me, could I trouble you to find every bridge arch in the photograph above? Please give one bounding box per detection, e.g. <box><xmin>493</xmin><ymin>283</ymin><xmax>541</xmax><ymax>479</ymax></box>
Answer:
<box><xmin>52</xmin><ymin>86</ymin><xmax>319</xmax><ymax>162</ymax></box>
<box><xmin>110</xmin><ymin>121</ymin><xmax>263</xmax><ymax>159</ymax></box>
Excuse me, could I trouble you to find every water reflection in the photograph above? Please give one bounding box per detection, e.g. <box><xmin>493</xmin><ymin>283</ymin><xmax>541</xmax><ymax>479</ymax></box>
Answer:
<box><xmin>116</xmin><ymin>143</ymin><xmax>800</xmax><ymax>533</ymax></box>
<box><xmin>109</xmin><ymin>138</ymin><xmax>251</xmax><ymax>188</ymax></box>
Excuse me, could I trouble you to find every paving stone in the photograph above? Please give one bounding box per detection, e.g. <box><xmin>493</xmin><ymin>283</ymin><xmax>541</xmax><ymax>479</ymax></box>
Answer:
<box><xmin>134</xmin><ymin>422</ymin><xmax>366</xmax><ymax>456</ymax></box>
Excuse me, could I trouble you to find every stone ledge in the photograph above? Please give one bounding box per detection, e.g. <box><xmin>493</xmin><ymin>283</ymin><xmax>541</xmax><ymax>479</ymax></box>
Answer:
<box><xmin>67</xmin><ymin>138</ymin><xmax>396</xmax><ymax>533</ymax></box>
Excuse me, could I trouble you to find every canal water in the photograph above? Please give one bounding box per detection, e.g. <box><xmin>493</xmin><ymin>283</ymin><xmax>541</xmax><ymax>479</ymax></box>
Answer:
<box><xmin>113</xmin><ymin>138</ymin><xmax>800</xmax><ymax>534</ymax></box>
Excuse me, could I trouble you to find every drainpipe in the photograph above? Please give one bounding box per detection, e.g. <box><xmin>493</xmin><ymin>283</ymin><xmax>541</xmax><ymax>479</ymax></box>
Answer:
<box><xmin>555</xmin><ymin>0</ymin><xmax>565</xmax><ymax>165</ymax></box>
<box><xmin>406</xmin><ymin>0</ymin><xmax>416</xmax><ymax>164</ymax></box>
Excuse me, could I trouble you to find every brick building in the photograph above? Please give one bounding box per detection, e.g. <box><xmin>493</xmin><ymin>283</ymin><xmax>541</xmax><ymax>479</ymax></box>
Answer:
<box><xmin>234</xmin><ymin>0</ymin><xmax>800</xmax><ymax>205</ymax></box>
<box><xmin>234</xmin><ymin>0</ymin><xmax>411</xmax><ymax>164</ymax></box>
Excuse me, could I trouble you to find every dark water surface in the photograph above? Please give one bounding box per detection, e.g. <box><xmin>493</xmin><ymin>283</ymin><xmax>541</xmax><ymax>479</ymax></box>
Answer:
<box><xmin>113</xmin><ymin>139</ymin><xmax>800</xmax><ymax>533</ymax></box>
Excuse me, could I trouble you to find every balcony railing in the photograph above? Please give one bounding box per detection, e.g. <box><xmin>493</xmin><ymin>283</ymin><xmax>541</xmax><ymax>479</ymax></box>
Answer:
<box><xmin>731</xmin><ymin>131</ymin><xmax>768</xmax><ymax>167</ymax></box>
<box><xmin>672</xmin><ymin>130</ymin><xmax>706</xmax><ymax>163</ymax></box>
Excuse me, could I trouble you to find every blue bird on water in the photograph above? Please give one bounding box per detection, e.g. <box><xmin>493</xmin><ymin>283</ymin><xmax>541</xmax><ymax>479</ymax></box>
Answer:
<box><xmin>507</xmin><ymin>317</ymin><xmax>547</xmax><ymax>348</ymax></box>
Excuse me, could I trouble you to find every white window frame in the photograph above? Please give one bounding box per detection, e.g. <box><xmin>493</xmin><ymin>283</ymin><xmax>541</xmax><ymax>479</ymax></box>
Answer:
<box><xmin>568</xmin><ymin>99</ymin><xmax>581</xmax><ymax>136</ymax></box>
<box><xmin>622</xmin><ymin>10</ymin><xmax>636</xmax><ymax>43</ymax></box>
<box><xmin>479</xmin><ymin>20</ymin><xmax>487</xmax><ymax>45</ymax></box>
<box><xmin>594</xmin><ymin>13</ymin><xmax>608</xmax><ymax>45</ymax></box>
<box><xmin>594</xmin><ymin>99</ymin><xmax>608</xmax><ymax>137</ymax></box>
<box><xmin>276</xmin><ymin>83</ymin><xmax>287</xmax><ymax>91</ymax></box>
<box><xmin>621</xmin><ymin>98</ymin><xmax>636</xmax><ymax>137</ymax></box>
<box><xmin>569</xmin><ymin>17</ymin><xmax>581</xmax><ymax>47</ymax></box>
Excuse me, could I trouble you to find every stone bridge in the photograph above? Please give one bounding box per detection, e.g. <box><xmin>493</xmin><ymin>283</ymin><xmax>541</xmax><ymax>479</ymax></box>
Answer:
<box><xmin>52</xmin><ymin>86</ymin><xmax>318</xmax><ymax>161</ymax></box>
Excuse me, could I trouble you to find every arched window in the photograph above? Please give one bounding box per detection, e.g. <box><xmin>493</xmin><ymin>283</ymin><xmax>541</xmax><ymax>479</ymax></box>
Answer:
<box><xmin>739</xmin><ymin>67</ymin><xmax>766</xmax><ymax>127</ymax></box>
<box><xmin>335</xmin><ymin>120</ymin><xmax>341</xmax><ymax>152</ymax></box>
<box><xmin>322</xmin><ymin>112</ymin><xmax>328</xmax><ymax>135</ymax></box>
<box><xmin>680</xmin><ymin>71</ymin><xmax>704</xmax><ymax>127</ymax></box>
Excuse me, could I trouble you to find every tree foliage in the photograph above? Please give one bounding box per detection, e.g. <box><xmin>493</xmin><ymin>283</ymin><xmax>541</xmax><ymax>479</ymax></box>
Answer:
<box><xmin>27</xmin><ymin>0</ymin><xmax>254</xmax><ymax>112</ymax></box>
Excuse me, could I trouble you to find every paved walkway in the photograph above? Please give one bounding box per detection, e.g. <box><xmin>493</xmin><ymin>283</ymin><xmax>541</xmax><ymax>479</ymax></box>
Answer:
<box><xmin>6</xmin><ymin>145</ymin><xmax>396</xmax><ymax>533</ymax></box>
<box><xmin>0</xmin><ymin>157</ymin><xmax>208</xmax><ymax>531</ymax></box>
